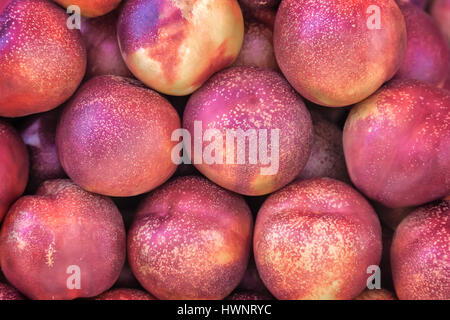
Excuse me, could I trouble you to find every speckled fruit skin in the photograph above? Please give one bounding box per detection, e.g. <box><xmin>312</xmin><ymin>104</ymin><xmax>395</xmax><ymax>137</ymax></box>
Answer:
<box><xmin>274</xmin><ymin>0</ymin><xmax>407</xmax><ymax>107</ymax></box>
<box><xmin>53</xmin><ymin>0</ymin><xmax>122</xmax><ymax>17</ymax></box>
<box><xmin>0</xmin><ymin>179</ymin><xmax>126</xmax><ymax>300</ymax></box>
<box><xmin>431</xmin><ymin>0</ymin><xmax>450</xmax><ymax>45</ymax></box>
<box><xmin>394</xmin><ymin>3</ymin><xmax>449</xmax><ymax>87</ymax></box>
<box><xmin>227</xmin><ymin>290</ymin><xmax>273</xmax><ymax>300</ymax></box>
<box><xmin>95</xmin><ymin>288</ymin><xmax>155</xmax><ymax>300</ymax></box>
<box><xmin>0</xmin><ymin>120</ymin><xmax>29</xmax><ymax>222</ymax></box>
<box><xmin>240</xmin><ymin>0</ymin><xmax>280</xmax><ymax>9</ymax></box>
<box><xmin>344</xmin><ymin>80</ymin><xmax>450</xmax><ymax>208</ymax></box>
<box><xmin>117</xmin><ymin>0</ymin><xmax>244</xmax><ymax>96</ymax></box>
<box><xmin>391</xmin><ymin>200</ymin><xmax>450</xmax><ymax>300</ymax></box>
<box><xmin>128</xmin><ymin>176</ymin><xmax>253</xmax><ymax>300</ymax></box>
<box><xmin>355</xmin><ymin>289</ymin><xmax>397</xmax><ymax>300</ymax></box>
<box><xmin>0</xmin><ymin>282</ymin><xmax>24</xmax><ymax>300</ymax></box>
<box><xmin>19</xmin><ymin>110</ymin><xmax>66</xmax><ymax>193</ymax></box>
<box><xmin>297</xmin><ymin>111</ymin><xmax>349</xmax><ymax>182</ymax></box>
<box><xmin>254</xmin><ymin>178</ymin><xmax>382</xmax><ymax>300</ymax></box>
<box><xmin>0</xmin><ymin>0</ymin><xmax>86</xmax><ymax>118</ymax></box>
<box><xmin>183</xmin><ymin>67</ymin><xmax>313</xmax><ymax>196</ymax></box>
<box><xmin>57</xmin><ymin>75</ymin><xmax>180</xmax><ymax>197</ymax></box>
<box><xmin>233</xmin><ymin>22</ymin><xmax>278</xmax><ymax>71</ymax></box>
<box><xmin>81</xmin><ymin>10</ymin><xmax>132</xmax><ymax>78</ymax></box>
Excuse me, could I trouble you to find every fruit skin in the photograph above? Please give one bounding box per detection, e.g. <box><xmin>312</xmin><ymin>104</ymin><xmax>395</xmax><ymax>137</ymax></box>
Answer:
<box><xmin>128</xmin><ymin>176</ymin><xmax>253</xmax><ymax>300</ymax></box>
<box><xmin>227</xmin><ymin>291</ymin><xmax>273</xmax><ymax>300</ymax></box>
<box><xmin>18</xmin><ymin>110</ymin><xmax>66</xmax><ymax>193</ymax></box>
<box><xmin>0</xmin><ymin>282</ymin><xmax>24</xmax><ymax>300</ymax></box>
<box><xmin>95</xmin><ymin>288</ymin><xmax>155</xmax><ymax>300</ymax></box>
<box><xmin>0</xmin><ymin>179</ymin><xmax>126</xmax><ymax>300</ymax></box>
<box><xmin>183</xmin><ymin>66</ymin><xmax>313</xmax><ymax>196</ymax></box>
<box><xmin>117</xmin><ymin>0</ymin><xmax>244</xmax><ymax>96</ymax></box>
<box><xmin>0</xmin><ymin>0</ymin><xmax>86</xmax><ymax>117</ymax></box>
<box><xmin>297</xmin><ymin>111</ymin><xmax>349</xmax><ymax>182</ymax></box>
<box><xmin>431</xmin><ymin>0</ymin><xmax>450</xmax><ymax>45</ymax></box>
<box><xmin>53</xmin><ymin>0</ymin><xmax>122</xmax><ymax>17</ymax></box>
<box><xmin>394</xmin><ymin>3</ymin><xmax>449</xmax><ymax>87</ymax></box>
<box><xmin>233</xmin><ymin>22</ymin><xmax>278</xmax><ymax>71</ymax></box>
<box><xmin>80</xmin><ymin>10</ymin><xmax>132</xmax><ymax>78</ymax></box>
<box><xmin>355</xmin><ymin>289</ymin><xmax>397</xmax><ymax>300</ymax></box>
<box><xmin>254</xmin><ymin>178</ymin><xmax>382</xmax><ymax>300</ymax></box>
<box><xmin>274</xmin><ymin>0</ymin><xmax>406</xmax><ymax>107</ymax></box>
<box><xmin>344</xmin><ymin>80</ymin><xmax>450</xmax><ymax>208</ymax></box>
<box><xmin>0</xmin><ymin>121</ymin><xmax>29</xmax><ymax>222</ymax></box>
<box><xmin>57</xmin><ymin>75</ymin><xmax>180</xmax><ymax>197</ymax></box>
<box><xmin>391</xmin><ymin>200</ymin><xmax>450</xmax><ymax>300</ymax></box>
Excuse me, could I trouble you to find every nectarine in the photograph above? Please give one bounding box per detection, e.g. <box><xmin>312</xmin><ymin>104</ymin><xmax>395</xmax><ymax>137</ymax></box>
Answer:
<box><xmin>53</xmin><ymin>0</ymin><xmax>122</xmax><ymax>17</ymax></box>
<box><xmin>254</xmin><ymin>178</ymin><xmax>382</xmax><ymax>300</ymax></box>
<box><xmin>0</xmin><ymin>120</ymin><xmax>29</xmax><ymax>222</ymax></box>
<box><xmin>0</xmin><ymin>179</ymin><xmax>126</xmax><ymax>300</ymax></box>
<box><xmin>57</xmin><ymin>75</ymin><xmax>180</xmax><ymax>197</ymax></box>
<box><xmin>128</xmin><ymin>176</ymin><xmax>253</xmax><ymax>300</ymax></box>
<box><xmin>344</xmin><ymin>80</ymin><xmax>450</xmax><ymax>208</ymax></box>
<box><xmin>117</xmin><ymin>0</ymin><xmax>244</xmax><ymax>95</ymax></box>
<box><xmin>394</xmin><ymin>3</ymin><xmax>449</xmax><ymax>87</ymax></box>
<box><xmin>0</xmin><ymin>0</ymin><xmax>86</xmax><ymax>117</ymax></box>
<box><xmin>391</xmin><ymin>200</ymin><xmax>450</xmax><ymax>300</ymax></box>
<box><xmin>274</xmin><ymin>0</ymin><xmax>406</xmax><ymax>107</ymax></box>
<box><xmin>183</xmin><ymin>66</ymin><xmax>313</xmax><ymax>196</ymax></box>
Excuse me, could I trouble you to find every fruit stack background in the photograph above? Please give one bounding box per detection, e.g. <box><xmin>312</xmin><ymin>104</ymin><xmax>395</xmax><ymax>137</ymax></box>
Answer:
<box><xmin>0</xmin><ymin>0</ymin><xmax>449</xmax><ymax>300</ymax></box>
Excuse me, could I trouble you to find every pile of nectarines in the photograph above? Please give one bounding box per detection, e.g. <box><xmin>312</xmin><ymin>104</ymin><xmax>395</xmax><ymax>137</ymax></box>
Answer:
<box><xmin>0</xmin><ymin>0</ymin><xmax>448</xmax><ymax>301</ymax></box>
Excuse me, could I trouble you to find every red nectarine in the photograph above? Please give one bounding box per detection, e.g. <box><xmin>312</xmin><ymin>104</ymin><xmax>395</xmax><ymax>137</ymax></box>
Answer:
<box><xmin>0</xmin><ymin>179</ymin><xmax>126</xmax><ymax>300</ymax></box>
<box><xmin>391</xmin><ymin>200</ymin><xmax>450</xmax><ymax>300</ymax></box>
<box><xmin>0</xmin><ymin>120</ymin><xmax>29</xmax><ymax>222</ymax></box>
<box><xmin>274</xmin><ymin>0</ymin><xmax>407</xmax><ymax>107</ymax></box>
<box><xmin>344</xmin><ymin>80</ymin><xmax>450</xmax><ymax>208</ymax></box>
<box><xmin>128</xmin><ymin>176</ymin><xmax>253</xmax><ymax>300</ymax></box>
<box><xmin>57</xmin><ymin>75</ymin><xmax>180</xmax><ymax>197</ymax></box>
<box><xmin>254</xmin><ymin>178</ymin><xmax>382</xmax><ymax>300</ymax></box>
<box><xmin>0</xmin><ymin>0</ymin><xmax>86</xmax><ymax>117</ymax></box>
